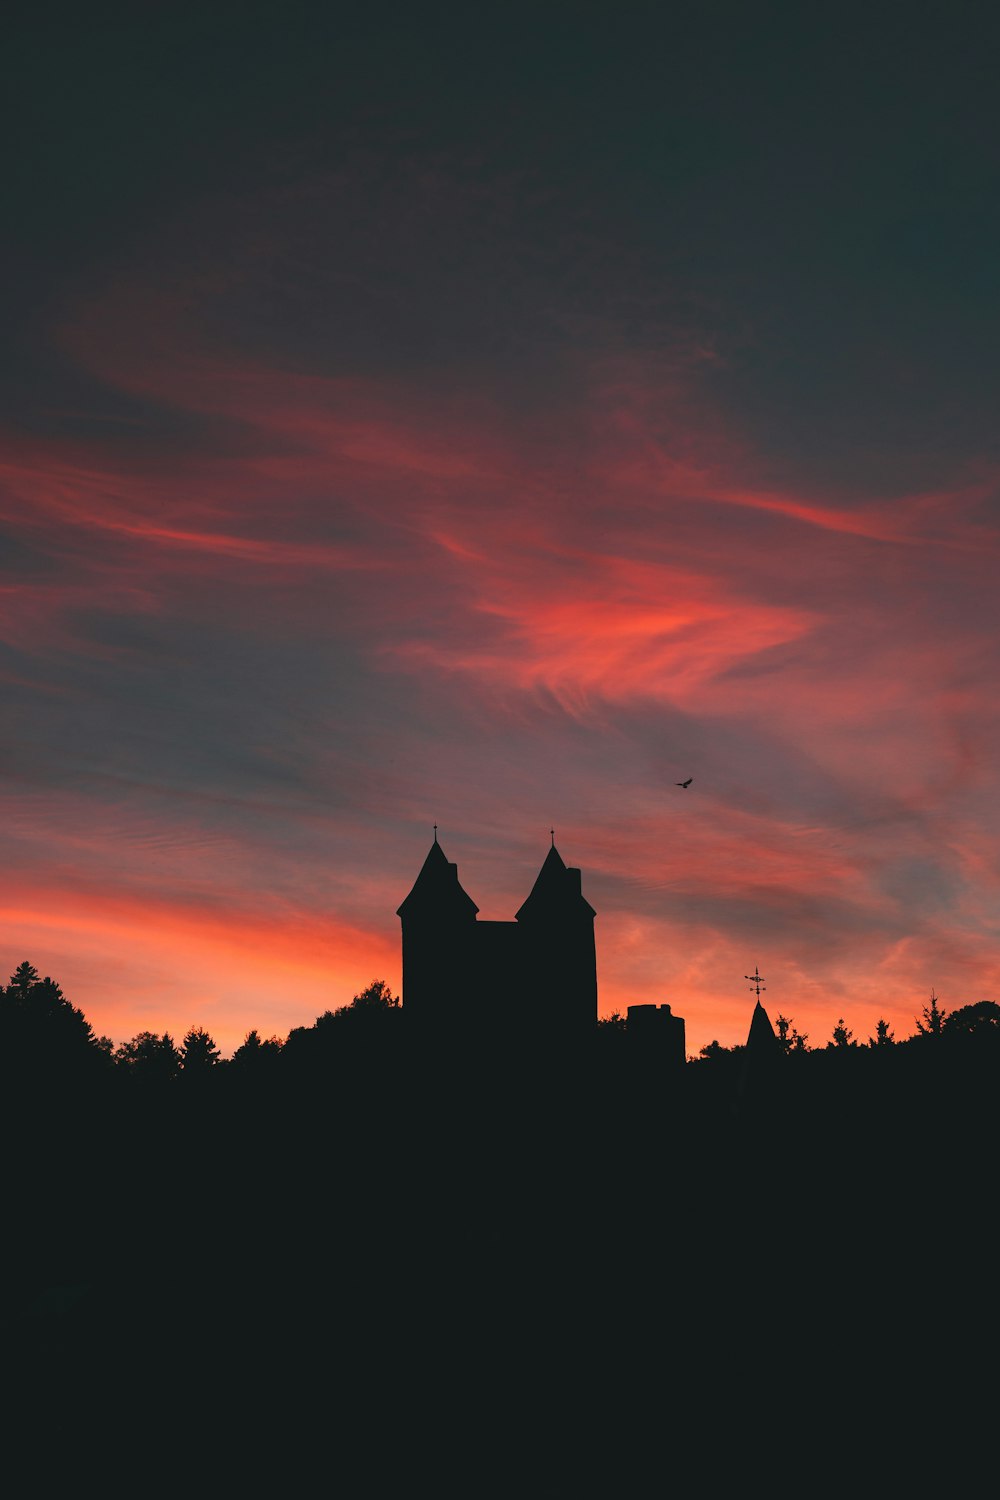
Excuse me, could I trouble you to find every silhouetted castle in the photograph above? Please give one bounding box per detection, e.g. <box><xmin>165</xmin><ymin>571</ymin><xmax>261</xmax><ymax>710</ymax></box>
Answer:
<box><xmin>397</xmin><ymin>835</ymin><xmax>597</xmax><ymax>1040</ymax></box>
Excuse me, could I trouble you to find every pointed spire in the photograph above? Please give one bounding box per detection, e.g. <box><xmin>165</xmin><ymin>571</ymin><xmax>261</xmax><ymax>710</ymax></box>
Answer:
<box><xmin>397</xmin><ymin>836</ymin><xmax>479</xmax><ymax>919</ymax></box>
<box><xmin>746</xmin><ymin>999</ymin><xmax>779</xmax><ymax>1055</ymax></box>
<box><xmin>516</xmin><ymin>841</ymin><xmax>596</xmax><ymax>922</ymax></box>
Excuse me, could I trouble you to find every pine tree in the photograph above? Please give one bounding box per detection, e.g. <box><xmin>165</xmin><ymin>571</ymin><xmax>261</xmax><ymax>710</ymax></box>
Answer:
<box><xmin>180</xmin><ymin>1026</ymin><xmax>221</xmax><ymax>1074</ymax></box>
<box><xmin>915</xmin><ymin>990</ymin><xmax>947</xmax><ymax>1039</ymax></box>
<box><xmin>829</xmin><ymin>1017</ymin><xmax>856</xmax><ymax>1049</ymax></box>
<box><xmin>7</xmin><ymin>961</ymin><xmax>41</xmax><ymax>1002</ymax></box>
<box><xmin>1</xmin><ymin>962</ymin><xmax>102</xmax><ymax>1074</ymax></box>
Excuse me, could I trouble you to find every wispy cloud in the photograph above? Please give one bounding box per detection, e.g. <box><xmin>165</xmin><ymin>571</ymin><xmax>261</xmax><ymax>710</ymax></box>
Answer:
<box><xmin>4</xmin><ymin>167</ymin><xmax>1000</xmax><ymax>1054</ymax></box>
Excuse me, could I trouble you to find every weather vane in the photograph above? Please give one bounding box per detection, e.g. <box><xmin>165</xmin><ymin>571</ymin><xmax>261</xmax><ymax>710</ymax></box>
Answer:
<box><xmin>745</xmin><ymin>964</ymin><xmax>766</xmax><ymax>1000</ymax></box>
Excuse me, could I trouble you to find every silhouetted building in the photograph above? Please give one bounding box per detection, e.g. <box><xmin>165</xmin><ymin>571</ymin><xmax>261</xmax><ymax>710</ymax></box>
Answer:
<box><xmin>626</xmin><ymin>1003</ymin><xmax>686</xmax><ymax>1069</ymax></box>
<box><xmin>397</xmin><ymin>836</ymin><xmax>597</xmax><ymax>1040</ymax></box>
<box><xmin>737</xmin><ymin>998</ymin><xmax>781</xmax><ymax>1108</ymax></box>
<box><xmin>745</xmin><ymin>1000</ymin><xmax>779</xmax><ymax>1059</ymax></box>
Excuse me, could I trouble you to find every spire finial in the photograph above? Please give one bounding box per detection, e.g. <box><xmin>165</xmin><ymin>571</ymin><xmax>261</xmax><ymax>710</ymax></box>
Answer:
<box><xmin>550</xmin><ymin>827</ymin><xmax>555</xmax><ymax>848</ymax></box>
<box><xmin>433</xmin><ymin>823</ymin><xmax>438</xmax><ymax>844</ymax></box>
<box><xmin>744</xmin><ymin>964</ymin><xmax>766</xmax><ymax>1000</ymax></box>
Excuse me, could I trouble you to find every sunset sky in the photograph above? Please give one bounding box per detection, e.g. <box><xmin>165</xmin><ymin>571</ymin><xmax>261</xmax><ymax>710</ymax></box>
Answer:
<box><xmin>6</xmin><ymin>2</ymin><xmax>1000</xmax><ymax>1054</ymax></box>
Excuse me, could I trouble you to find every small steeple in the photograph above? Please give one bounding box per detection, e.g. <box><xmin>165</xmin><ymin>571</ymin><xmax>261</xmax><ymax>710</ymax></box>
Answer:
<box><xmin>746</xmin><ymin>998</ymin><xmax>779</xmax><ymax>1056</ymax></box>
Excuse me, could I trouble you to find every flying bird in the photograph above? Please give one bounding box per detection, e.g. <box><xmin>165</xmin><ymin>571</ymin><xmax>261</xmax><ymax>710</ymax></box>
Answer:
<box><xmin>676</xmin><ymin>777</ymin><xmax>693</xmax><ymax>788</ymax></box>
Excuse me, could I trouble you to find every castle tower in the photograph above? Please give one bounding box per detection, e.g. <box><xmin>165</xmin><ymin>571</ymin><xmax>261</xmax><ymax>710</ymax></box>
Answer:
<box><xmin>396</xmin><ymin>835</ymin><xmax>478</xmax><ymax>1030</ymax></box>
<box><xmin>515</xmin><ymin>842</ymin><xmax>597</xmax><ymax>1041</ymax></box>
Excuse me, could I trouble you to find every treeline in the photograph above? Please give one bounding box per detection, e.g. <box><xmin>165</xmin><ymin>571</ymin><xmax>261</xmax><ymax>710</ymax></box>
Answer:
<box><xmin>4</xmin><ymin>957</ymin><xmax>1000</xmax><ymax>1097</ymax></box>
<box><xmin>0</xmin><ymin>962</ymin><xmax>402</xmax><ymax>1085</ymax></box>
<box><xmin>696</xmin><ymin>991</ymin><xmax>1000</xmax><ymax>1055</ymax></box>
<box><xmin>595</xmin><ymin>989</ymin><xmax>1000</xmax><ymax>1056</ymax></box>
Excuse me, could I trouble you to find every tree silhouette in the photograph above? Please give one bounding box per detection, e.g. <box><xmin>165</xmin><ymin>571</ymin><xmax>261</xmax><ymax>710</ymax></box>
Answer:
<box><xmin>310</xmin><ymin>979</ymin><xmax>401</xmax><ymax>1028</ymax></box>
<box><xmin>0</xmin><ymin>961</ymin><xmax>104</xmax><ymax>1076</ymax></box>
<box><xmin>915</xmin><ymin>991</ymin><xmax>948</xmax><ymax>1039</ymax></box>
<box><xmin>699</xmin><ymin>1039</ymin><xmax>740</xmax><ymax>1061</ymax></box>
<box><xmin>869</xmin><ymin>1018</ymin><xmax>895</xmax><ymax>1047</ymax></box>
<box><xmin>180</xmin><ymin>1026</ymin><xmax>221</xmax><ymax>1074</ymax></box>
<box><xmin>942</xmin><ymin>1001</ymin><xmax>1000</xmax><ymax>1037</ymax></box>
<box><xmin>349</xmin><ymin>979</ymin><xmax>399</xmax><ymax>1010</ymax></box>
<box><xmin>828</xmin><ymin>1018</ymin><xmax>856</xmax><ymax>1049</ymax></box>
<box><xmin>312</xmin><ymin>978</ymin><xmax>402</xmax><ymax>1040</ymax></box>
<box><xmin>775</xmin><ymin>1014</ymin><xmax>809</xmax><ymax>1054</ymax></box>
<box><xmin>7</xmin><ymin>960</ymin><xmax>41</xmax><ymax>1002</ymax></box>
<box><xmin>231</xmin><ymin>1029</ymin><xmax>284</xmax><ymax>1073</ymax></box>
<box><xmin>234</xmin><ymin>1028</ymin><xmax>264</xmax><ymax>1059</ymax></box>
<box><xmin>114</xmin><ymin>1031</ymin><xmax>182</xmax><ymax>1083</ymax></box>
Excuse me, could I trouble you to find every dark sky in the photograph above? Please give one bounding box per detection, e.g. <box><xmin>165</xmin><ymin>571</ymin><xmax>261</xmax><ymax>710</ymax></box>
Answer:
<box><xmin>5</xmin><ymin>1</ymin><xmax>1000</xmax><ymax>1050</ymax></box>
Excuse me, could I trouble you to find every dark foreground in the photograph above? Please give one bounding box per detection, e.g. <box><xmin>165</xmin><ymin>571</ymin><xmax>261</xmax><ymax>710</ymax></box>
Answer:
<box><xmin>4</xmin><ymin>1038</ymin><xmax>995</xmax><ymax>1483</ymax></box>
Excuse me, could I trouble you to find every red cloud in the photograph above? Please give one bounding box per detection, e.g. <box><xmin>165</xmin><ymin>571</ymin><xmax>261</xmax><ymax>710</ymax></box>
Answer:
<box><xmin>2</xmin><ymin>268</ymin><xmax>998</xmax><ymax>1056</ymax></box>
